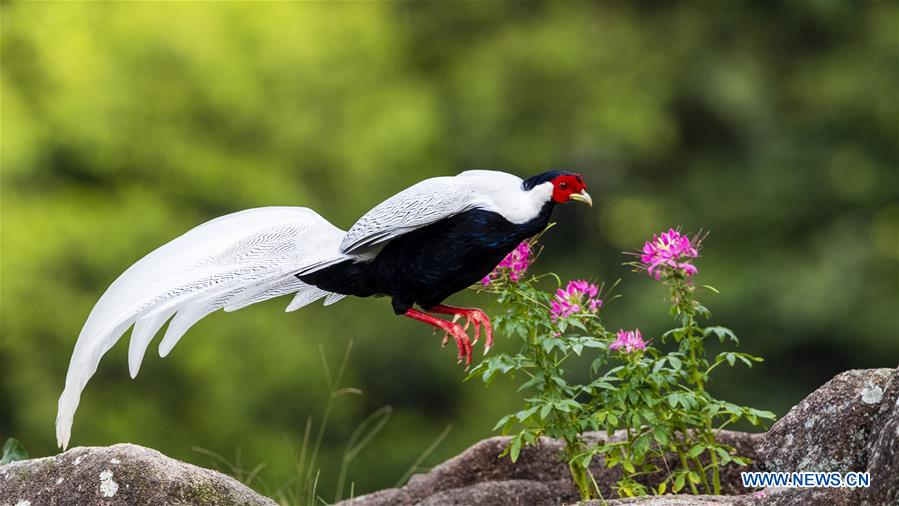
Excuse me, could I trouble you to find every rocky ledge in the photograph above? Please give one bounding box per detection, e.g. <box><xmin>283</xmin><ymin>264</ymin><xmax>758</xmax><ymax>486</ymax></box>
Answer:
<box><xmin>342</xmin><ymin>366</ymin><xmax>898</xmax><ymax>506</ymax></box>
<box><xmin>2</xmin><ymin>366</ymin><xmax>896</xmax><ymax>505</ymax></box>
<box><xmin>0</xmin><ymin>444</ymin><xmax>275</xmax><ymax>506</ymax></box>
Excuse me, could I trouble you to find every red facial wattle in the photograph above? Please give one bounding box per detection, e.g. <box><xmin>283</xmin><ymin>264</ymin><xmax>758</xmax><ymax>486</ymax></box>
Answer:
<box><xmin>551</xmin><ymin>174</ymin><xmax>591</xmax><ymax>206</ymax></box>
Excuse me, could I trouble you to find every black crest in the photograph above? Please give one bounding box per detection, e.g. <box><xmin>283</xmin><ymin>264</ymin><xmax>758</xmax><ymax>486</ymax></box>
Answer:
<box><xmin>522</xmin><ymin>170</ymin><xmax>576</xmax><ymax>190</ymax></box>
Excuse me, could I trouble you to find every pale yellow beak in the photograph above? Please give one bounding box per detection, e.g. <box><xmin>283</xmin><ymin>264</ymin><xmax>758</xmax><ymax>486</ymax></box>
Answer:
<box><xmin>569</xmin><ymin>190</ymin><xmax>593</xmax><ymax>207</ymax></box>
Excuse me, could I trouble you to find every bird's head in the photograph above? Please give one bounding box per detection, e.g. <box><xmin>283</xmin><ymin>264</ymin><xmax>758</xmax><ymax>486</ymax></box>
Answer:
<box><xmin>523</xmin><ymin>170</ymin><xmax>592</xmax><ymax>207</ymax></box>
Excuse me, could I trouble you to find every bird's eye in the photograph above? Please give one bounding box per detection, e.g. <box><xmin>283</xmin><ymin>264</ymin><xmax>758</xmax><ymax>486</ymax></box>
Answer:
<box><xmin>559</xmin><ymin>182</ymin><xmax>568</xmax><ymax>189</ymax></box>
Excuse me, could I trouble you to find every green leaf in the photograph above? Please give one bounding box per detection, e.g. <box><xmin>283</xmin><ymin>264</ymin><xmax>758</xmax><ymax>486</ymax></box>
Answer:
<box><xmin>555</xmin><ymin>399</ymin><xmax>580</xmax><ymax>413</ymax></box>
<box><xmin>569</xmin><ymin>320</ymin><xmax>588</xmax><ymax>332</ymax></box>
<box><xmin>581</xmin><ymin>337</ymin><xmax>606</xmax><ymax>348</ymax></box>
<box><xmin>667</xmin><ymin>393</ymin><xmax>679</xmax><ymax>408</ymax></box>
<box><xmin>687</xmin><ymin>443</ymin><xmax>705</xmax><ymax>459</ymax></box>
<box><xmin>634</xmin><ymin>435</ymin><xmax>651</xmax><ymax>457</ymax></box>
<box><xmin>702</xmin><ymin>284</ymin><xmax>721</xmax><ymax>294</ymax></box>
<box><xmin>653</xmin><ymin>427</ymin><xmax>669</xmax><ymax>446</ymax></box>
<box><xmin>509</xmin><ymin>436</ymin><xmax>523</xmax><ymax>463</ymax></box>
<box><xmin>652</xmin><ymin>358</ymin><xmax>665</xmax><ymax>374</ymax></box>
<box><xmin>0</xmin><ymin>438</ymin><xmax>28</xmax><ymax>465</ymax></box>
<box><xmin>580</xmin><ymin>453</ymin><xmax>593</xmax><ymax>468</ymax></box>
<box><xmin>492</xmin><ymin>414</ymin><xmax>512</xmax><ymax>431</ymax></box>
<box><xmin>716</xmin><ymin>446</ymin><xmax>731</xmax><ymax>462</ymax></box>
<box><xmin>751</xmin><ymin>408</ymin><xmax>777</xmax><ymax>420</ymax></box>
<box><xmin>669</xmin><ymin>356</ymin><xmax>682</xmax><ymax>371</ymax></box>
<box><xmin>704</xmin><ymin>326</ymin><xmax>739</xmax><ymax>344</ymax></box>
<box><xmin>515</xmin><ymin>406</ymin><xmax>538</xmax><ymax>422</ymax></box>
<box><xmin>540</xmin><ymin>404</ymin><xmax>553</xmax><ymax>420</ymax></box>
<box><xmin>733</xmin><ymin>456</ymin><xmax>752</xmax><ymax>466</ymax></box>
<box><xmin>590</xmin><ymin>357</ymin><xmax>606</xmax><ymax>375</ymax></box>
<box><xmin>517</xmin><ymin>372</ymin><xmax>545</xmax><ymax>393</ymax></box>
<box><xmin>673</xmin><ymin>473</ymin><xmax>686</xmax><ymax>492</ymax></box>
<box><xmin>737</xmin><ymin>354</ymin><xmax>755</xmax><ymax>367</ymax></box>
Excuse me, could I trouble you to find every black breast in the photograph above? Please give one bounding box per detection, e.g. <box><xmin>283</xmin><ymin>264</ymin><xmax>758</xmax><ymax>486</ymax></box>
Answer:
<box><xmin>298</xmin><ymin>204</ymin><xmax>553</xmax><ymax>314</ymax></box>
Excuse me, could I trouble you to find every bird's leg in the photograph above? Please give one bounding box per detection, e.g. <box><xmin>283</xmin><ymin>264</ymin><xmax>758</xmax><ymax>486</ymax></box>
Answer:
<box><xmin>403</xmin><ymin>308</ymin><xmax>473</xmax><ymax>365</ymax></box>
<box><xmin>428</xmin><ymin>305</ymin><xmax>493</xmax><ymax>354</ymax></box>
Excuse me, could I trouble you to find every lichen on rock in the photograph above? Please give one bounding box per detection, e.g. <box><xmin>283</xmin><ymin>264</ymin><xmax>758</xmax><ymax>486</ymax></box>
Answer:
<box><xmin>756</xmin><ymin>368</ymin><xmax>894</xmax><ymax>474</ymax></box>
<box><xmin>864</xmin><ymin>364</ymin><xmax>899</xmax><ymax>506</ymax></box>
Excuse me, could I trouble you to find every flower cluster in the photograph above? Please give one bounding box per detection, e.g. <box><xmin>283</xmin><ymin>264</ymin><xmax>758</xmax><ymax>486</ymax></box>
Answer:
<box><xmin>639</xmin><ymin>228</ymin><xmax>699</xmax><ymax>281</ymax></box>
<box><xmin>609</xmin><ymin>328</ymin><xmax>647</xmax><ymax>353</ymax></box>
<box><xmin>482</xmin><ymin>241</ymin><xmax>532</xmax><ymax>285</ymax></box>
<box><xmin>477</xmin><ymin>229</ymin><xmax>772</xmax><ymax>501</ymax></box>
<box><xmin>551</xmin><ymin>280</ymin><xmax>602</xmax><ymax>320</ymax></box>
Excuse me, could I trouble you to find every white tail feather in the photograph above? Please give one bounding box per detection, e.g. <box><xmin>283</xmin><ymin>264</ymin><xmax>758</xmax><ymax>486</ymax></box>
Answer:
<box><xmin>128</xmin><ymin>308</ymin><xmax>176</xmax><ymax>378</ymax></box>
<box><xmin>223</xmin><ymin>276</ymin><xmax>308</xmax><ymax>312</ymax></box>
<box><xmin>324</xmin><ymin>292</ymin><xmax>348</xmax><ymax>306</ymax></box>
<box><xmin>56</xmin><ymin>207</ymin><xmax>350</xmax><ymax>449</ymax></box>
<box><xmin>158</xmin><ymin>289</ymin><xmax>242</xmax><ymax>358</ymax></box>
<box><xmin>285</xmin><ymin>286</ymin><xmax>330</xmax><ymax>311</ymax></box>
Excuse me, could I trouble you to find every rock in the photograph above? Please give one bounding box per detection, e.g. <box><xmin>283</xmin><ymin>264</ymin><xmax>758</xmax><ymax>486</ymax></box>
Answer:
<box><xmin>418</xmin><ymin>480</ymin><xmax>567</xmax><ymax>506</ymax></box>
<box><xmin>339</xmin><ymin>436</ymin><xmax>580</xmax><ymax>506</ymax></box>
<box><xmin>340</xmin><ymin>431</ymin><xmax>759</xmax><ymax>506</ymax></box>
<box><xmin>580</xmin><ymin>495</ymin><xmax>738</xmax><ymax>505</ymax></box>
<box><xmin>601</xmin><ymin>495</ymin><xmax>752</xmax><ymax>505</ymax></box>
<box><xmin>582</xmin><ymin>487</ymin><xmax>864</xmax><ymax>506</ymax></box>
<box><xmin>0</xmin><ymin>443</ymin><xmax>276</xmax><ymax>506</ymax></box>
<box><xmin>8</xmin><ymin>368</ymin><xmax>893</xmax><ymax>506</ymax></box>
<box><xmin>756</xmin><ymin>368</ymin><xmax>894</xmax><ymax>473</ymax></box>
<box><xmin>864</xmin><ymin>365</ymin><xmax>899</xmax><ymax>506</ymax></box>
<box><xmin>345</xmin><ymin>367</ymin><xmax>899</xmax><ymax>505</ymax></box>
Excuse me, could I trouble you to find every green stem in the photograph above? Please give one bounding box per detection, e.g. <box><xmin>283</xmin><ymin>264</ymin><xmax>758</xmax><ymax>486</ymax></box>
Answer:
<box><xmin>690</xmin><ymin>455</ymin><xmax>712</xmax><ymax>494</ymax></box>
<box><xmin>706</xmin><ymin>432</ymin><xmax>721</xmax><ymax>495</ymax></box>
<box><xmin>569</xmin><ymin>460</ymin><xmax>594</xmax><ymax>500</ymax></box>
<box><xmin>676</xmin><ymin>450</ymin><xmax>700</xmax><ymax>495</ymax></box>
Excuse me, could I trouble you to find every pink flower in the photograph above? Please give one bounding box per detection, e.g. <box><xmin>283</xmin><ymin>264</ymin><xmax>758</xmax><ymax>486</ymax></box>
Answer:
<box><xmin>609</xmin><ymin>329</ymin><xmax>647</xmax><ymax>353</ymax></box>
<box><xmin>482</xmin><ymin>241</ymin><xmax>532</xmax><ymax>285</ymax></box>
<box><xmin>551</xmin><ymin>280</ymin><xmax>602</xmax><ymax>320</ymax></box>
<box><xmin>639</xmin><ymin>228</ymin><xmax>699</xmax><ymax>280</ymax></box>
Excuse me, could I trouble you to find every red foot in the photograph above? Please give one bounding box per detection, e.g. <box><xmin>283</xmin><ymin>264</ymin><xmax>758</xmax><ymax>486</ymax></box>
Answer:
<box><xmin>403</xmin><ymin>308</ymin><xmax>473</xmax><ymax>365</ymax></box>
<box><xmin>429</xmin><ymin>305</ymin><xmax>494</xmax><ymax>354</ymax></box>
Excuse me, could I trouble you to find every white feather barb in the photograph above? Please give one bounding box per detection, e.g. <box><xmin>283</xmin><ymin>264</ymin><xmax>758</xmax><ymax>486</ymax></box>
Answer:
<box><xmin>56</xmin><ymin>207</ymin><xmax>349</xmax><ymax>449</ymax></box>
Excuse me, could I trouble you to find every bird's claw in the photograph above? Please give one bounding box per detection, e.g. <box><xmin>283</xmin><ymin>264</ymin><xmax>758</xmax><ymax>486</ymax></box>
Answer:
<box><xmin>456</xmin><ymin>308</ymin><xmax>493</xmax><ymax>355</ymax></box>
<box><xmin>436</xmin><ymin>309</ymin><xmax>493</xmax><ymax>364</ymax></box>
<box><xmin>440</xmin><ymin>321</ymin><xmax>473</xmax><ymax>366</ymax></box>
<box><xmin>414</xmin><ymin>306</ymin><xmax>493</xmax><ymax>366</ymax></box>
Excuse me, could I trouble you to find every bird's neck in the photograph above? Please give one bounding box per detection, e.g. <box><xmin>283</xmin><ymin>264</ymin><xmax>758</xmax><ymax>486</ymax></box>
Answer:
<box><xmin>518</xmin><ymin>200</ymin><xmax>556</xmax><ymax>239</ymax></box>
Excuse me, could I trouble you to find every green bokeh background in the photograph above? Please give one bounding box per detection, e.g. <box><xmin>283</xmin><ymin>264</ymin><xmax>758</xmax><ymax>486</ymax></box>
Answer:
<box><xmin>2</xmin><ymin>1</ymin><xmax>897</xmax><ymax>503</ymax></box>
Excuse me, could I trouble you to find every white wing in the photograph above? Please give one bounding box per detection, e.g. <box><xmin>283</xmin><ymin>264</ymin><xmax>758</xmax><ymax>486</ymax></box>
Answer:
<box><xmin>339</xmin><ymin>176</ymin><xmax>476</xmax><ymax>253</ymax></box>
<box><xmin>56</xmin><ymin>207</ymin><xmax>349</xmax><ymax>449</ymax></box>
<box><xmin>339</xmin><ymin>170</ymin><xmax>544</xmax><ymax>254</ymax></box>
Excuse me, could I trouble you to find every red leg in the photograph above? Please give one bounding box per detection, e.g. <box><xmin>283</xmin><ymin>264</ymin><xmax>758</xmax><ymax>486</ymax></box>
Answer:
<box><xmin>429</xmin><ymin>305</ymin><xmax>494</xmax><ymax>354</ymax></box>
<box><xmin>403</xmin><ymin>308</ymin><xmax>473</xmax><ymax>365</ymax></box>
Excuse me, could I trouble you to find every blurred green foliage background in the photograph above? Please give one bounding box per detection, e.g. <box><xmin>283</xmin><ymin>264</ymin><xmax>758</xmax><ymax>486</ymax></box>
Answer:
<box><xmin>2</xmin><ymin>1</ymin><xmax>897</xmax><ymax>502</ymax></box>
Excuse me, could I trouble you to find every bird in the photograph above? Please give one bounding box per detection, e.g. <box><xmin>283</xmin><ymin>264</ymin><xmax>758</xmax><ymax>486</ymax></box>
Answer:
<box><xmin>55</xmin><ymin>169</ymin><xmax>591</xmax><ymax>449</ymax></box>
